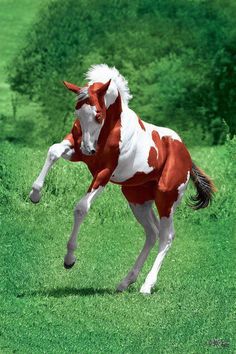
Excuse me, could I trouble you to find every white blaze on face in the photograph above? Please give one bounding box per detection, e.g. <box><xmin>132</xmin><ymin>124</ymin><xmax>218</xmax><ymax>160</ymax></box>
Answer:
<box><xmin>75</xmin><ymin>104</ymin><xmax>103</xmax><ymax>155</ymax></box>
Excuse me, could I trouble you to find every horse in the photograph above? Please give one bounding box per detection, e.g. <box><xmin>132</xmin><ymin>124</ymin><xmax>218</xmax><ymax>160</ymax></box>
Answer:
<box><xmin>29</xmin><ymin>64</ymin><xmax>216</xmax><ymax>294</ymax></box>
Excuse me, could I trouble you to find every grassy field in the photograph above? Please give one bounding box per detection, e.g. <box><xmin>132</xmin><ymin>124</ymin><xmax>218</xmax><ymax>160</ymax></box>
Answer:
<box><xmin>0</xmin><ymin>141</ymin><xmax>235</xmax><ymax>353</ymax></box>
<box><xmin>0</xmin><ymin>0</ymin><xmax>235</xmax><ymax>352</ymax></box>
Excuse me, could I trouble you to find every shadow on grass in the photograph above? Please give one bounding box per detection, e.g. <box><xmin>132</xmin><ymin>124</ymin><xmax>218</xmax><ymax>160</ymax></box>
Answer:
<box><xmin>16</xmin><ymin>287</ymin><xmax>131</xmax><ymax>298</ymax></box>
<box><xmin>15</xmin><ymin>286</ymin><xmax>137</xmax><ymax>298</ymax></box>
<box><xmin>31</xmin><ymin>287</ymin><xmax>114</xmax><ymax>298</ymax></box>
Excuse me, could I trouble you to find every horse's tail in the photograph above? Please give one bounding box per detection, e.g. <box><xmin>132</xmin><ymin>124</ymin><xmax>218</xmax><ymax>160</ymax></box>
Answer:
<box><xmin>188</xmin><ymin>162</ymin><xmax>217</xmax><ymax>210</ymax></box>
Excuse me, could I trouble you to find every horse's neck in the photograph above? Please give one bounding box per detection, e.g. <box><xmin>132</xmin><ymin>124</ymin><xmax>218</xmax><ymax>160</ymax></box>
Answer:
<box><xmin>118</xmin><ymin>105</ymin><xmax>140</xmax><ymax>152</ymax></box>
<box><xmin>106</xmin><ymin>95</ymin><xmax>139</xmax><ymax>145</ymax></box>
<box><xmin>101</xmin><ymin>94</ymin><xmax>123</xmax><ymax>135</ymax></box>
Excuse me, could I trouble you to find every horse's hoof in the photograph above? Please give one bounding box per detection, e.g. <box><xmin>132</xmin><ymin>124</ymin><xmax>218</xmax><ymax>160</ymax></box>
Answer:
<box><xmin>140</xmin><ymin>291</ymin><xmax>151</xmax><ymax>296</ymax></box>
<box><xmin>116</xmin><ymin>283</ymin><xmax>127</xmax><ymax>292</ymax></box>
<box><xmin>64</xmin><ymin>260</ymin><xmax>76</xmax><ymax>269</ymax></box>
<box><xmin>29</xmin><ymin>189</ymin><xmax>41</xmax><ymax>203</ymax></box>
<box><xmin>140</xmin><ymin>285</ymin><xmax>151</xmax><ymax>295</ymax></box>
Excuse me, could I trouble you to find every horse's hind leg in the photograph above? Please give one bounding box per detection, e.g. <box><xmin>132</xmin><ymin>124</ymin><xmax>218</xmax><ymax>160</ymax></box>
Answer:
<box><xmin>140</xmin><ymin>177</ymin><xmax>189</xmax><ymax>294</ymax></box>
<box><xmin>117</xmin><ymin>200</ymin><xmax>159</xmax><ymax>292</ymax></box>
<box><xmin>29</xmin><ymin>140</ymin><xmax>73</xmax><ymax>203</ymax></box>
<box><xmin>140</xmin><ymin>203</ymin><xmax>175</xmax><ymax>295</ymax></box>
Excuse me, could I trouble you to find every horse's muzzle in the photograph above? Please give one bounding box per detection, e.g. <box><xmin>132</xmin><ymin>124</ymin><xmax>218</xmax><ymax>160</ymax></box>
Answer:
<box><xmin>80</xmin><ymin>146</ymin><xmax>96</xmax><ymax>156</ymax></box>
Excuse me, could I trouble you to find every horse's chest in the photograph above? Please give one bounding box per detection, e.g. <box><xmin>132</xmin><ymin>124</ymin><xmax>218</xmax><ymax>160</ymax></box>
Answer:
<box><xmin>110</xmin><ymin>131</ymin><xmax>156</xmax><ymax>183</ymax></box>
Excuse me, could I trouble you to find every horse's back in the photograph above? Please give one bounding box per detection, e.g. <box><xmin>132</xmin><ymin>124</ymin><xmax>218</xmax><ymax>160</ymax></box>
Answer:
<box><xmin>111</xmin><ymin>109</ymin><xmax>189</xmax><ymax>185</ymax></box>
<box><xmin>143</xmin><ymin>121</ymin><xmax>182</xmax><ymax>142</ymax></box>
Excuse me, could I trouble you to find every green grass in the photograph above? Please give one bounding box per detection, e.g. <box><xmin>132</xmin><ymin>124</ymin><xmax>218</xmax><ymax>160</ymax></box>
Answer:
<box><xmin>0</xmin><ymin>1</ymin><xmax>235</xmax><ymax>352</ymax></box>
<box><xmin>0</xmin><ymin>141</ymin><xmax>235</xmax><ymax>353</ymax></box>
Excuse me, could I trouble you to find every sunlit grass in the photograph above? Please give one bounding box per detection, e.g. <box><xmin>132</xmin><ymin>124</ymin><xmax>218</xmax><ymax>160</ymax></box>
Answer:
<box><xmin>0</xmin><ymin>141</ymin><xmax>235</xmax><ymax>353</ymax></box>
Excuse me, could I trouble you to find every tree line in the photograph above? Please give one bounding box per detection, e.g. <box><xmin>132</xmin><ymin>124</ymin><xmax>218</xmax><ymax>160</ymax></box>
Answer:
<box><xmin>8</xmin><ymin>0</ymin><xmax>236</xmax><ymax>146</ymax></box>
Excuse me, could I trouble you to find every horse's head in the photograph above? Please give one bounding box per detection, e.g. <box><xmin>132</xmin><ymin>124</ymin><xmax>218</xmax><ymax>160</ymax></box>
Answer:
<box><xmin>64</xmin><ymin>80</ymin><xmax>111</xmax><ymax>155</ymax></box>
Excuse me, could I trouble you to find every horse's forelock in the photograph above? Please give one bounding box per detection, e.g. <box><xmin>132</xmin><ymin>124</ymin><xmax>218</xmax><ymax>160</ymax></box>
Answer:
<box><xmin>77</xmin><ymin>88</ymin><xmax>89</xmax><ymax>102</ymax></box>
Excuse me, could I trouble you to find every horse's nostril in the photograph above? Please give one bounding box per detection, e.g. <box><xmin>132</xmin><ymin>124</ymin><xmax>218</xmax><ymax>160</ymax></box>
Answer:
<box><xmin>91</xmin><ymin>149</ymin><xmax>96</xmax><ymax>155</ymax></box>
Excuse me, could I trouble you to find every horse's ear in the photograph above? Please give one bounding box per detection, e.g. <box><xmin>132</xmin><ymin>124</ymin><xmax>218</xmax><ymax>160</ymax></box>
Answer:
<box><xmin>95</xmin><ymin>79</ymin><xmax>111</xmax><ymax>96</ymax></box>
<box><xmin>63</xmin><ymin>81</ymin><xmax>81</xmax><ymax>94</ymax></box>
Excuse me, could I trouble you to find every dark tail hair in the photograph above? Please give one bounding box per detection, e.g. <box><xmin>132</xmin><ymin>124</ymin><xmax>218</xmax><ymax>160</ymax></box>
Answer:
<box><xmin>188</xmin><ymin>162</ymin><xmax>217</xmax><ymax>210</ymax></box>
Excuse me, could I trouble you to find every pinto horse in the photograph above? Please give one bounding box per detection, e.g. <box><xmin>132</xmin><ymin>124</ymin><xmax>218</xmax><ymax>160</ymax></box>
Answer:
<box><xmin>29</xmin><ymin>64</ymin><xmax>216</xmax><ymax>294</ymax></box>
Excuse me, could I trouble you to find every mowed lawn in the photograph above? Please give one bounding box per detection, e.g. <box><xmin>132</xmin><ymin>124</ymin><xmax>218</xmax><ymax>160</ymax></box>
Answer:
<box><xmin>0</xmin><ymin>141</ymin><xmax>235</xmax><ymax>353</ymax></box>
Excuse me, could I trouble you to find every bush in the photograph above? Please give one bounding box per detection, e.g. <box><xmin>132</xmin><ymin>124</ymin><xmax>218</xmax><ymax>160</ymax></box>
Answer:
<box><xmin>8</xmin><ymin>0</ymin><xmax>236</xmax><ymax>146</ymax></box>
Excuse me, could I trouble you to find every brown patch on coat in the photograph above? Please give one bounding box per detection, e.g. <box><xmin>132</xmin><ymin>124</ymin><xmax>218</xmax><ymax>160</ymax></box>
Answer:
<box><xmin>138</xmin><ymin>117</ymin><xmax>146</xmax><ymax>131</ymax></box>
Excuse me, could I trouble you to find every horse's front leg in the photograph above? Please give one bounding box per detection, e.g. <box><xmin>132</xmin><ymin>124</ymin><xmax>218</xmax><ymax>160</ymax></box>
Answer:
<box><xmin>64</xmin><ymin>169</ymin><xmax>111</xmax><ymax>268</ymax></box>
<box><xmin>29</xmin><ymin>139</ymin><xmax>73</xmax><ymax>203</ymax></box>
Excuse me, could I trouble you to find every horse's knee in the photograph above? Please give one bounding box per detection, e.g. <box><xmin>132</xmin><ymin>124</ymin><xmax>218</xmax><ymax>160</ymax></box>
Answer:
<box><xmin>48</xmin><ymin>143</ymin><xmax>63</xmax><ymax>162</ymax></box>
<box><xmin>147</xmin><ymin>232</ymin><xmax>157</xmax><ymax>247</ymax></box>
<box><xmin>61</xmin><ymin>148</ymin><xmax>75</xmax><ymax>161</ymax></box>
<box><xmin>160</xmin><ymin>231</ymin><xmax>174</xmax><ymax>250</ymax></box>
<box><xmin>74</xmin><ymin>201</ymin><xmax>88</xmax><ymax>219</ymax></box>
<box><xmin>159</xmin><ymin>218</ymin><xmax>175</xmax><ymax>247</ymax></box>
<box><xmin>143</xmin><ymin>217</ymin><xmax>158</xmax><ymax>246</ymax></box>
<box><xmin>48</xmin><ymin>150</ymin><xmax>59</xmax><ymax>162</ymax></box>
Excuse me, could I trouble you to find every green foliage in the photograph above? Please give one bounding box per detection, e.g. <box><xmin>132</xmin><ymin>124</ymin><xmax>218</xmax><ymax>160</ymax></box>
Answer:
<box><xmin>0</xmin><ymin>0</ymin><xmax>46</xmax><ymax>112</ymax></box>
<box><xmin>0</xmin><ymin>0</ymin><xmax>48</xmax><ymax>147</ymax></box>
<box><xmin>210</xmin><ymin>41</ymin><xmax>236</xmax><ymax>138</ymax></box>
<box><xmin>7</xmin><ymin>0</ymin><xmax>236</xmax><ymax>146</ymax></box>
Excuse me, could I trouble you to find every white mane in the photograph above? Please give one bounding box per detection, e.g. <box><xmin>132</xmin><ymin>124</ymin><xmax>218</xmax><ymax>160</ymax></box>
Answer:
<box><xmin>85</xmin><ymin>64</ymin><xmax>132</xmax><ymax>105</ymax></box>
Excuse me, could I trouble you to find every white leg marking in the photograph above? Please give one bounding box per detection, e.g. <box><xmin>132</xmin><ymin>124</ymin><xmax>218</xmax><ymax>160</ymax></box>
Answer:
<box><xmin>151</xmin><ymin>208</ymin><xmax>160</xmax><ymax>238</ymax></box>
<box><xmin>140</xmin><ymin>173</ymin><xmax>190</xmax><ymax>294</ymax></box>
<box><xmin>117</xmin><ymin>201</ymin><xmax>159</xmax><ymax>291</ymax></box>
<box><xmin>29</xmin><ymin>140</ymin><xmax>72</xmax><ymax>203</ymax></box>
<box><xmin>140</xmin><ymin>216</ymin><xmax>174</xmax><ymax>294</ymax></box>
<box><xmin>64</xmin><ymin>186</ymin><xmax>104</xmax><ymax>267</ymax></box>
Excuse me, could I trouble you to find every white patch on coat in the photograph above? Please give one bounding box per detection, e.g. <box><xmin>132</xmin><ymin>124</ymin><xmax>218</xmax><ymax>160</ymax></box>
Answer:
<box><xmin>171</xmin><ymin>171</ymin><xmax>190</xmax><ymax>214</ymax></box>
<box><xmin>144</xmin><ymin>122</ymin><xmax>182</xmax><ymax>142</ymax></box>
<box><xmin>110</xmin><ymin>107</ymin><xmax>157</xmax><ymax>182</ymax></box>
<box><xmin>110</xmin><ymin>108</ymin><xmax>182</xmax><ymax>183</ymax></box>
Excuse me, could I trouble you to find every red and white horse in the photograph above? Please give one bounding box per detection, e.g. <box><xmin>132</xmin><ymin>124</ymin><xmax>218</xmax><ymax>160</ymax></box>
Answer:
<box><xmin>30</xmin><ymin>64</ymin><xmax>215</xmax><ymax>294</ymax></box>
